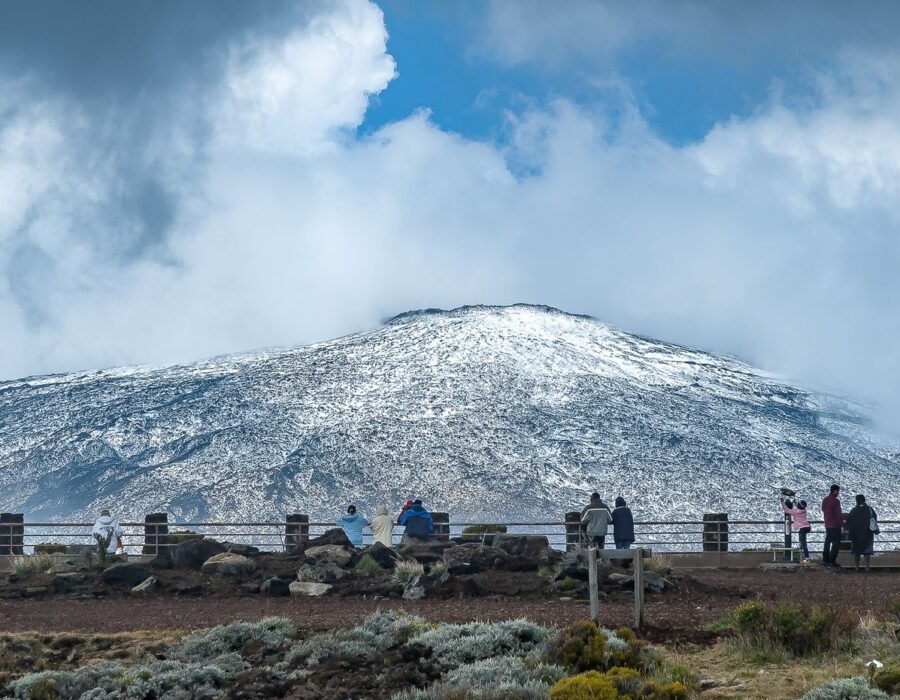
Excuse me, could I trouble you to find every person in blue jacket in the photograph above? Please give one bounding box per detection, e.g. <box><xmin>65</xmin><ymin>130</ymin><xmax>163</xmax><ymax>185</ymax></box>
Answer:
<box><xmin>398</xmin><ymin>499</ymin><xmax>434</xmax><ymax>545</ymax></box>
<box><xmin>336</xmin><ymin>504</ymin><xmax>370</xmax><ymax>548</ymax></box>
<box><xmin>612</xmin><ymin>496</ymin><xmax>635</xmax><ymax>550</ymax></box>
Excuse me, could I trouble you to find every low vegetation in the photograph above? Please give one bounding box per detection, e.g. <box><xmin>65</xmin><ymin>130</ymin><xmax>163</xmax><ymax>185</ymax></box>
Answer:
<box><xmin>393</xmin><ymin>559</ymin><xmax>425</xmax><ymax>583</ymax></box>
<box><xmin>11</xmin><ymin>554</ymin><xmax>53</xmax><ymax>579</ymax></box>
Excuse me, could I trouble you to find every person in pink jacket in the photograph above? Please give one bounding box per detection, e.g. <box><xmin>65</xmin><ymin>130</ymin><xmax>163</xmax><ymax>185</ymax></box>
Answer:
<box><xmin>782</xmin><ymin>498</ymin><xmax>811</xmax><ymax>561</ymax></box>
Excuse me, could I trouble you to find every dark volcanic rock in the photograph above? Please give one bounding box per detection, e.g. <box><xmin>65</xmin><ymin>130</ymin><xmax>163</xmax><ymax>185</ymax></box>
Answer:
<box><xmin>52</xmin><ymin>572</ymin><xmax>87</xmax><ymax>592</ymax></box>
<box><xmin>261</xmin><ymin>577</ymin><xmax>292</xmax><ymax>597</ymax></box>
<box><xmin>443</xmin><ymin>545</ymin><xmax>510</xmax><ymax>575</ymax></box>
<box><xmin>304</xmin><ymin>528</ymin><xmax>352</xmax><ymax>550</ymax></box>
<box><xmin>363</xmin><ymin>542</ymin><xmax>400</xmax><ymax>569</ymax></box>
<box><xmin>470</xmin><ymin>570</ymin><xmax>547</xmax><ymax>596</ymax></box>
<box><xmin>170</xmin><ymin>539</ymin><xmax>227</xmax><ymax>570</ymax></box>
<box><xmin>102</xmin><ymin>562</ymin><xmax>152</xmax><ymax>587</ymax></box>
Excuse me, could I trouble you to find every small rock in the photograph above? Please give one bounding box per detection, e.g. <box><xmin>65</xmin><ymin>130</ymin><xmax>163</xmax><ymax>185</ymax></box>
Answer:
<box><xmin>102</xmin><ymin>562</ymin><xmax>152</xmax><ymax>587</ymax></box>
<box><xmin>131</xmin><ymin>577</ymin><xmax>157</xmax><ymax>595</ymax></box>
<box><xmin>402</xmin><ymin>575</ymin><xmax>426</xmax><ymax>600</ymax></box>
<box><xmin>222</xmin><ymin>542</ymin><xmax>260</xmax><ymax>557</ymax></box>
<box><xmin>304</xmin><ymin>545</ymin><xmax>353</xmax><ymax>567</ymax></box>
<box><xmin>261</xmin><ymin>577</ymin><xmax>291</xmax><ymax>597</ymax></box>
<box><xmin>239</xmin><ymin>582</ymin><xmax>260</xmax><ymax>595</ymax></box>
<box><xmin>297</xmin><ymin>562</ymin><xmax>348</xmax><ymax>583</ymax></box>
<box><xmin>289</xmin><ymin>581</ymin><xmax>332</xmax><ymax>597</ymax></box>
<box><xmin>201</xmin><ymin>553</ymin><xmax>256</xmax><ymax>576</ymax></box>
<box><xmin>52</xmin><ymin>572</ymin><xmax>87</xmax><ymax>592</ymax></box>
<box><xmin>23</xmin><ymin>586</ymin><xmax>48</xmax><ymax>597</ymax></box>
<box><xmin>172</xmin><ymin>582</ymin><xmax>203</xmax><ymax>596</ymax></box>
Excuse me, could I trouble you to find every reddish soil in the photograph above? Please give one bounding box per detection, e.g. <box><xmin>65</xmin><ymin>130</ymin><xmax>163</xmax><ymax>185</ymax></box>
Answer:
<box><xmin>1</xmin><ymin>567</ymin><xmax>897</xmax><ymax>641</ymax></box>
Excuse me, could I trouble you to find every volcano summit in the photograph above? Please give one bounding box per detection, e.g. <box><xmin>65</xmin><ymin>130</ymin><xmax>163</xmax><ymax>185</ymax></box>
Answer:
<box><xmin>1</xmin><ymin>305</ymin><xmax>897</xmax><ymax>523</ymax></box>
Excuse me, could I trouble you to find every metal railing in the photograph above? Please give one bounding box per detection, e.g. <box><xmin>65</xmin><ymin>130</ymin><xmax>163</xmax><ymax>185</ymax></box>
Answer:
<box><xmin>1</xmin><ymin>517</ymin><xmax>898</xmax><ymax>557</ymax></box>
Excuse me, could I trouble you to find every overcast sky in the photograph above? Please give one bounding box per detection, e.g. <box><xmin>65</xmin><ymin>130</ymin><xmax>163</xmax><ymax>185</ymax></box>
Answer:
<box><xmin>1</xmin><ymin>0</ymin><xmax>899</xmax><ymax>428</ymax></box>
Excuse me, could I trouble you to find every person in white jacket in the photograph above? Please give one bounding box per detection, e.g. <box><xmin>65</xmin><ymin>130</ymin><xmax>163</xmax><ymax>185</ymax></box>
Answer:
<box><xmin>370</xmin><ymin>505</ymin><xmax>394</xmax><ymax>547</ymax></box>
<box><xmin>91</xmin><ymin>509</ymin><xmax>125</xmax><ymax>555</ymax></box>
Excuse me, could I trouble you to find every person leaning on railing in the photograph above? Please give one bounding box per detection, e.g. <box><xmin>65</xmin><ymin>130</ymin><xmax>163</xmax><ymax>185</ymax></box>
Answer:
<box><xmin>91</xmin><ymin>509</ymin><xmax>124</xmax><ymax>556</ymax></box>
<box><xmin>781</xmin><ymin>497</ymin><xmax>811</xmax><ymax>561</ymax></box>
<box><xmin>581</xmin><ymin>492</ymin><xmax>612</xmax><ymax>549</ymax></box>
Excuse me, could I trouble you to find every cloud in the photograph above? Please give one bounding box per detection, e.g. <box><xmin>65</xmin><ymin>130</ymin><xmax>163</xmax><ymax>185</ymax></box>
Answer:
<box><xmin>0</xmin><ymin>0</ymin><xmax>899</xmax><ymax>432</ymax></box>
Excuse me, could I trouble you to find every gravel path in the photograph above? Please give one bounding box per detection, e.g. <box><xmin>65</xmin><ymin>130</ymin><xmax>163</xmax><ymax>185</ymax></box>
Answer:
<box><xmin>1</xmin><ymin>567</ymin><xmax>897</xmax><ymax>639</ymax></box>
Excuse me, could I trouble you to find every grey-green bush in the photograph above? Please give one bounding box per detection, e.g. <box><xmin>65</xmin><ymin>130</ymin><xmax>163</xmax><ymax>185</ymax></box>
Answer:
<box><xmin>173</xmin><ymin>617</ymin><xmax>294</xmax><ymax>661</ymax></box>
<box><xmin>408</xmin><ymin>619</ymin><xmax>551</xmax><ymax>669</ymax></box>
<box><xmin>800</xmin><ymin>677</ymin><xmax>895</xmax><ymax>700</ymax></box>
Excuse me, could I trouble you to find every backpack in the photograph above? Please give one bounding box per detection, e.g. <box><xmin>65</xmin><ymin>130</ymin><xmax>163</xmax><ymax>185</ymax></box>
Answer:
<box><xmin>868</xmin><ymin>507</ymin><xmax>880</xmax><ymax>535</ymax></box>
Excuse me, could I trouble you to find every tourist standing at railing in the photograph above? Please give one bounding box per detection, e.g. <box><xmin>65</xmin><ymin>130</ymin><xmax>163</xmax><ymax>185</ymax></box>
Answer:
<box><xmin>822</xmin><ymin>484</ymin><xmax>844</xmax><ymax>567</ymax></box>
<box><xmin>612</xmin><ymin>496</ymin><xmax>635</xmax><ymax>550</ymax></box>
<box><xmin>781</xmin><ymin>497</ymin><xmax>811</xmax><ymax>561</ymax></box>
<box><xmin>398</xmin><ymin>499</ymin><xmax>434</xmax><ymax>545</ymax></box>
<box><xmin>397</xmin><ymin>500</ymin><xmax>414</xmax><ymax>523</ymax></box>
<box><xmin>91</xmin><ymin>509</ymin><xmax>125</xmax><ymax>555</ymax></box>
<box><xmin>371</xmin><ymin>506</ymin><xmax>394</xmax><ymax>547</ymax></box>
<box><xmin>336</xmin><ymin>504</ymin><xmax>370</xmax><ymax>548</ymax></box>
<box><xmin>846</xmin><ymin>494</ymin><xmax>879</xmax><ymax>572</ymax></box>
<box><xmin>581</xmin><ymin>492</ymin><xmax>612</xmax><ymax>548</ymax></box>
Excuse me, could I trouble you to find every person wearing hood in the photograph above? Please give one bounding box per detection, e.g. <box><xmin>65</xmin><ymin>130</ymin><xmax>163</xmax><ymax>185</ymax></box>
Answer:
<box><xmin>336</xmin><ymin>504</ymin><xmax>370</xmax><ymax>548</ymax></box>
<box><xmin>398</xmin><ymin>499</ymin><xmax>434</xmax><ymax>545</ymax></box>
<box><xmin>846</xmin><ymin>494</ymin><xmax>878</xmax><ymax>572</ymax></box>
<box><xmin>91</xmin><ymin>509</ymin><xmax>125</xmax><ymax>555</ymax></box>
<box><xmin>612</xmin><ymin>497</ymin><xmax>635</xmax><ymax>550</ymax></box>
<box><xmin>580</xmin><ymin>492</ymin><xmax>612</xmax><ymax>548</ymax></box>
<box><xmin>781</xmin><ymin>497</ymin><xmax>811</xmax><ymax>561</ymax></box>
<box><xmin>371</xmin><ymin>506</ymin><xmax>394</xmax><ymax>547</ymax></box>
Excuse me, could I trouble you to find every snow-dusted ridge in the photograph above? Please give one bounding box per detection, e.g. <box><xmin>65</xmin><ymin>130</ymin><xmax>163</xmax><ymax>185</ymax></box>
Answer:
<box><xmin>1</xmin><ymin>304</ymin><xmax>897</xmax><ymax>523</ymax></box>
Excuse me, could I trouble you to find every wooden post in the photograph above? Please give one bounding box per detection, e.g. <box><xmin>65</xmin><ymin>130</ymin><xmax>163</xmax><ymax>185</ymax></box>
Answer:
<box><xmin>633</xmin><ymin>546</ymin><xmax>645</xmax><ymax>629</ymax></box>
<box><xmin>565</xmin><ymin>511</ymin><xmax>582</xmax><ymax>551</ymax></box>
<box><xmin>432</xmin><ymin>512</ymin><xmax>450</xmax><ymax>541</ymax></box>
<box><xmin>587</xmin><ymin>546</ymin><xmax>599</xmax><ymax>624</ymax></box>
<box><xmin>0</xmin><ymin>513</ymin><xmax>24</xmax><ymax>555</ymax></box>
<box><xmin>285</xmin><ymin>514</ymin><xmax>309</xmax><ymax>552</ymax></box>
<box><xmin>143</xmin><ymin>513</ymin><xmax>169</xmax><ymax>556</ymax></box>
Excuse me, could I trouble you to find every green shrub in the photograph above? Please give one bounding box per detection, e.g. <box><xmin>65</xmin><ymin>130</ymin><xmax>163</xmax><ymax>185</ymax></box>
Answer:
<box><xmin>428</xmin><ymin>561</ymin><xmax>448</xmax><ymax>578</ymax></box>
<box><xmin>354</xmin><ymin>554</ymin><xmax>383</xmax><ymax>575</ymax></box>
<box><xmin>545</xmin><ymin>621</ymin><xmax>608</xmax><ymax>673</ymax></box>
<box><xmin>800</xmin><ymin>677</ymin><xmax>893</xmax><ymax>699</ymax></box>
<box><xmin>874</xmin><ymin>668</ymin><xmax>900</xmax><ymax>695</ymax></box>
<box><xmin>12</xmin><ymin>554</ymin><xmax>53</xmax><ymax>579</ymax></box>
<box><xmin>549</xmin><ymin>670</ymin><xmax>621</xmax><ymax>699</ymax></box>
<box><xmin>730</xmin><ymin>600</ymin><xmax>855</xmax><ymax>658</ymax></box>
<box><xmin>410</xmin><ymin>619</ymin><xmax>550</xmax><ymax>669</ymax></box>
<box><xmin>173</xmin><ymin>617</ymin><xmax>295</xmax><ymax>662</ymax></box>
<box><xmin>33</xmin><ymin>544</ymin><xmax>67</xmax><ymax>555</ymax></box>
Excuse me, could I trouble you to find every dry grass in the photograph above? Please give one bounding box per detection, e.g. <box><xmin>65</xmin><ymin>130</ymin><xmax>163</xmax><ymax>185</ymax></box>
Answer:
<box><xmin>0</xmin><ymin>630</ymin><xmax>184</xmax><ymax>688</ymax></box>
<box><xmin>11</xmin><ymin>554</ymin><xmax>54</xmax><ymax>579</ymax></box>
<box><xmin>643</xmin><ymin>552</ymin><xmax>673</xmax><ymax>576</ymax></box>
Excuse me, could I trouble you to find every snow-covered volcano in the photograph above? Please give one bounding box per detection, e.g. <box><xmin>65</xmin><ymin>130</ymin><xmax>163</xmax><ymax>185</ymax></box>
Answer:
<box><xmin>1</xmin><ymin>305</ymin><xmax>897</xmax><ymax>523</ymax></box>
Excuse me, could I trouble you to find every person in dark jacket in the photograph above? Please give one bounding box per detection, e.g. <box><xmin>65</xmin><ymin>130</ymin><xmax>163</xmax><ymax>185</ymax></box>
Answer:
<box><xmin>398</xmin><ymin>499</ymin><xmax>434</xmax><ymax>545</ymax></box>
<box><xmin>612</xmin><ymin>496</ymin><xmax>635</xmax><ymax>550</ymax></box>
<box><xmin>580</xmin><ymin>493</ymin><xmax>612</xmax><ymax>548</ymax></box>
<box><xmin>821</xmin><ymin>484</ymin><xmax>843</xmax><ymax>566</ymax></box>
<box><xmin>846</xmin><ymin>494</ymin><xmax>878</xmax><ymax>572</ymax></box>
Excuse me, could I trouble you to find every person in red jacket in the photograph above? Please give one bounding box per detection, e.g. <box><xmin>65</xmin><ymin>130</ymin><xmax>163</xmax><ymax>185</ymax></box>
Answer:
<box><xmin>821</xmin><ymin>484</ymin><xmax>844</xmax><ymax>567</ymax></box>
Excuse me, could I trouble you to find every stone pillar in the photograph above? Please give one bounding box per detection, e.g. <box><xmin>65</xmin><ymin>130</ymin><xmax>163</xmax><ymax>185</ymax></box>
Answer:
<box><xmin>0</xmin><ymin>513</ymin><xmax>24</xmax><ymax>555</ymax></box>
<box><xmin>702</xmin><ymin>513</ymin><xmax>729</xmax><ymax>552</ymax></box>
<box><xmin>143</xmin><ymin>513</ymin><xmax>169</xmax><ymax>556</ymax></box>
<box><xmin>565</xmin><ymin>511</ymin><xmax>582</xmax><ymax>551</ymax></box>
<box><xmin>431</xmin><ymin>512</ymin><xmax>450</xmax><ymax>541</ymax></box>
<box><xmin>285</xmin><ymin>514</ymin><xmax>309</xmax><ymax>552</ymax></box>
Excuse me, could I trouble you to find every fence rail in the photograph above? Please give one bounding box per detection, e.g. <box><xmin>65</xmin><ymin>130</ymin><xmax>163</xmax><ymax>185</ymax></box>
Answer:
<box><xmin>1</xmin><ymin>517</ymin><xmax>898</xmax><ymax>556</ymax></box>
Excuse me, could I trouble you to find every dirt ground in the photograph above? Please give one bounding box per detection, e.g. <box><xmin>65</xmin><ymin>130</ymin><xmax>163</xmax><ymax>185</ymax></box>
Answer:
<box><xmin>2</xmin><ymin>567</ymin><xmax>898</xmax><ymax>639</ymax></box>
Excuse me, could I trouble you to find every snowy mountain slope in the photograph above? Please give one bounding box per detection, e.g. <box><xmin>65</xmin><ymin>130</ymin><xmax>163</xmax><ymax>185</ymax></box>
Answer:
<box><xmin>1</xmin><ymin>304</ymin><xmax>897</xmax><ymax>523</ymax></box>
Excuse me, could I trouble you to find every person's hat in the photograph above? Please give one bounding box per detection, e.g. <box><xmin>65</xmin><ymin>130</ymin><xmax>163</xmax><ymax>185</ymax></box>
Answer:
<box><xmin>100</xmin><ymin>509</ymin><xmax>111</xmax><ymax>516</ymax></box>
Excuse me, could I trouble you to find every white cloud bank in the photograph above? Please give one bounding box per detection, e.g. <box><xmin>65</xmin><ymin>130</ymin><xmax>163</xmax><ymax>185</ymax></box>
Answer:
<box><xmin>1</xmin><ymin>0</ymin><xmax>899</xmax><ymax>428</ymax></box>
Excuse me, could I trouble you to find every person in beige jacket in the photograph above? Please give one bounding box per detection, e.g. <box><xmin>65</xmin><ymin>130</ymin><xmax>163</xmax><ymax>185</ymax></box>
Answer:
<box><xmin>371</xmin><ymin>505</ymin><xmax>394</xmax><ymax>547</ymax></box>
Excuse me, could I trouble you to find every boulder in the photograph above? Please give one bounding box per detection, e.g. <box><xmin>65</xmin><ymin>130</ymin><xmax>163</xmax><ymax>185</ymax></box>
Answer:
<box><xmin>364</xmin><ymin>542</ymin><xmax>400</xmax><ymax>569</ymax></box>
<box><xmin>172</xmin><ymin>582</ymin><xmax>204</xmax><ymax>596</ymax></box>
<box><xmin>298</xmin><ymin>562</ymin><xmax>348</xmax><ymax>583</ymax></box>
<box><xmin>170</xmin><ymin>539</ymin><xmax>227</xmax><ymax>570</ymax></box>
<box><xmin>402</xmin><ymin>575</ymin><xmax>426</xmax><ymax>600</ymax></box>
<box><xmin>398</xmin><ymin>543</ymin><xmax>449</xmax><ymax>564</ymax></box>
<box><xmin>305</xmin><ymin>528</ymin><xmax>352</xmax><ymax>549</ymax></box>
<box><xmin>607</xmin><ymin>571</ymin><xmax>673</xmax><ymax>593</ymax></box>
<box><xmin>23</xmin><ymin>587</ymin><xmax>49</xmax><ymax>597</ymax></box>
<box><xmin>470</xmin><ymin>570</ymin><xmax>547</xmax><ymax>596</ymax></box>
<box><xmin>443</xmin><ymin>544</ymin><xmax>510</xmax><ymax>575</ymax></box>
<box><xmin>102</xmin><ymin>563</ymin><xmax>152</xmax><ymax>587</ymax></box>
<box><xmin>304</xmin><ymin>544</ymin><xmax>353</xmax><ymax>567</ymax></box>
<box><xmin>222</xmin><ymin>542</ymin><xmax>260</xmax><ymax>557</ymax></box>
<box><xmin>493</xmin><ymin>534</ymin><xmax>551</xmax><ymax>559</ymax></box>
<box><xmin>290</xmin><ymin>581</ymin><xmax>332</xmax><ymax>597</ymax></box>
<box><xmin>52</xmin><ymin>572</ymin><xmax>87</xmax><ymax>592</ymax></box>
<box><xmin>131</xmin><ymin>577</ymin><xmax>157</xmax><ymax>595</ymax></box>
<box><xmin>261</xmin><ymin>577</ymin><xmax>292</xmax><ymax>597</ymax></box>
<box><xmin>201</xmin><ymin>553</ymin><xmax>256</xmax><ymax>576</ymax></box>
